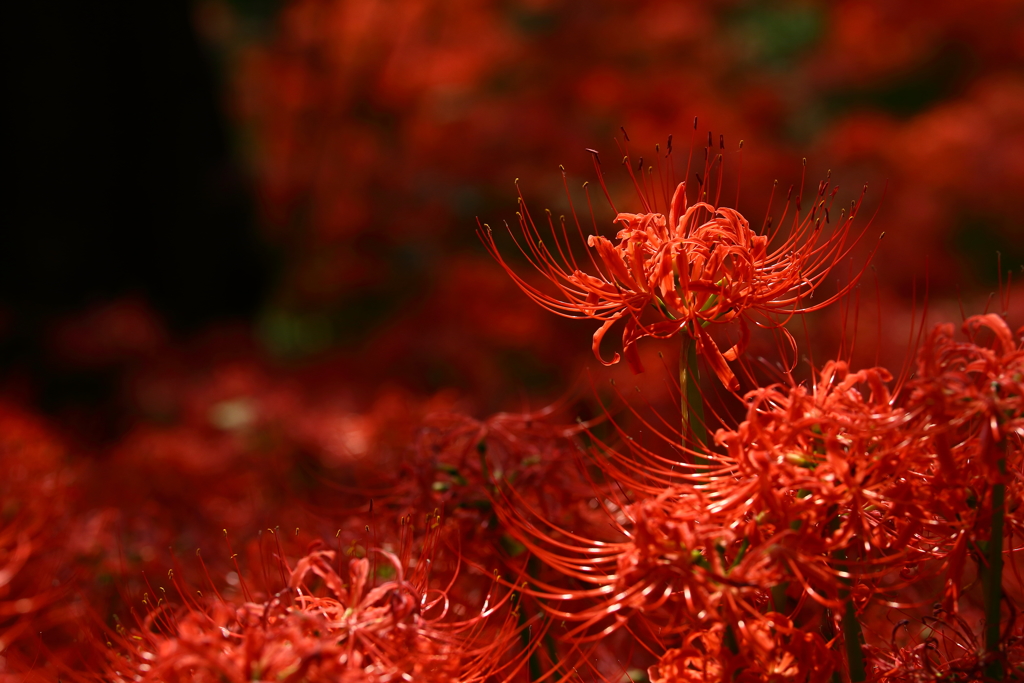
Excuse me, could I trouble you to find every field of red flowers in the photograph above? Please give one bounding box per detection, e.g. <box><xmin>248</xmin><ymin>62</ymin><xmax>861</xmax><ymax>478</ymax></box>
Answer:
<box><xmin>3</xmin><ymin>1</ymin><xmax>1024</xmax><ymax>681</ymax></box>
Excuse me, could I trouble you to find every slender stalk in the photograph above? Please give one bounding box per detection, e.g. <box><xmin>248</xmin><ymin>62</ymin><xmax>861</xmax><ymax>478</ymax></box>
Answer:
<box><xmin>516</xmin><ymin>594</ymin><xmax>542</xmax><ymax>682</ymax></box>
<box><xmin>983</xmin><ymin>459</ymin><xmax>1007</xmax><ymax>680</ymax></box>
<box><xmin>722</xmin><ymin>624</ymin><xmax>740</xmax><ymax>654</ymax></box>
<box><xmin>841</xmin><ymin>599</ymin><xmax>867</xmax><ymax>682</ymax></box>
<box><xmin>832</xmin><ymin>517</ymin><xmax>866</xmax><ymax>681</ymax></box>
<box><xmin>680</xmin><ymin>334</ymin><xmax>707</xmax><ymax>455</ymax></box>
<box><xmin>519</xmin><ymin>555</ymin><xmax>562</xmax><ymax>681</ymax></box>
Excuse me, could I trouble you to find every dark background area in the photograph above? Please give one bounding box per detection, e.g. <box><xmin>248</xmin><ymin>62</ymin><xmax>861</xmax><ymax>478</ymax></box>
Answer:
<box><xmin>4</xmin><ymin>1</ymin><xmax>269</xmax><ymax>325</ymax></box>
<box><xmin>3</xmin><ymin>0</ymin><xmax>1024</xmax><ymax>430</ymax></box>
<box><xmin>3</xmin><ymin>1</ymin><xmax>269</xmax><ymax>415</ymax></box>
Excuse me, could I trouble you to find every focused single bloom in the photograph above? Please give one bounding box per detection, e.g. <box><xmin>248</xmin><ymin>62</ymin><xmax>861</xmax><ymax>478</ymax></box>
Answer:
<box><xmin>482</xmin><ymin>155</ymin><xmax>877</xmax><ymax>391</ymax></box>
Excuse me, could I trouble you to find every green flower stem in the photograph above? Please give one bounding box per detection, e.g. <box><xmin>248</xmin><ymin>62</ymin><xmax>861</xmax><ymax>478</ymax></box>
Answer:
<box><xmin>722</xmin><ymin>623</ymin><xmax>740</xmax><ymax>654</ymax></box>
<box><xmin>518</xmin><ymin>555</ymin><xmax>563</xmax><ymax>682</ymax></box>
<box><xmin>516</xmin><ymin>594</ymin><xmax>543</xmax><ymax>682</ymax></box>
<box><xmin>984</xmin><ymin>459</ymin><xmax>1007</xmax><ymax>681</ymax></box>
<box><xmin>680</xmin><ymin>334</ymin><xmax>707</xmax><ymax>457</ymax></box>
<box><xmin>832</xmin><ymin>527</ymin><xmax>866</xmax><ymax>681</ymax></box>
<box><xmin>841</xmin><ymin>598</ymin><xmax>867</xmax><ymax>682</ymax></box>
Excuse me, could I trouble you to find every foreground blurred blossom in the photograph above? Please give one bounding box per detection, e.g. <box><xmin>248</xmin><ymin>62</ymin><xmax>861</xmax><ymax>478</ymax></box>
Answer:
<box><xmin>100</xmin><ymin>530</ymin><xmax>524</xmax><ymax>683</ymax></box>
<box><xmin>0</xmin><ymin>405</ymin><xmax>78</xmax><ymax>672</ymax></box>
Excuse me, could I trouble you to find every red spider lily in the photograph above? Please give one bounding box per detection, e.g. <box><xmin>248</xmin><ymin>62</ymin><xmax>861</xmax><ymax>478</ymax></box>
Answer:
<box><xmin>482</xmin><ymin>144</ymin><xmax>878</xmax><ymax>390</ymax></box>
<box><xmin>574</xmin><ymin>358</ymin><xmax>933</xmax><ymax>604</ymax></box>
<box><xmin>414</xmin><ymin>406</ymin><xmax>592</xmax><ymax>526</ymax></box>
<box><xmin>478</xmin><ymin>310</ymin><xmax>1024</xmax><ymax>682</ymax></box>
<box><xmin>302</xmin><ymin>402</ymin><xmax>596</xmax><ymax>574</ymax></box>
<box><xmin>488</xmin><ymin>475</ymin><xmax>787</xmax><ymax>646</ymax></box>
<box><xmin>98</xmin><ymin>525</ymin><xmax>525</xmax><ymax>683</ymax></box>
<box><xmin>864</xmin><ymin>606</ymin><xmax>1024</xmax><ymax>682</ymax></box>
<box><xmin>711</xmin><ymin>361</ymin><xmax>925</xmax><ymax>583</ymax></box>
<box><xmin>484</xmin><ymin>350</ymin><xmax>997</xmax><ymax>670</ymax></box>
<box><xmin>702</xmin><ymin>353</ymin><xmax>1024</xmax><ymax>614</ymax></box>
<box><xmin>900</xmin><ymin>314</ymin><xmax>1024</xmax><ymax>613</ymax></box>
<box><xmin>649</xmin><ymin>614</ymin><xmax>838</xmax><ymax>683</ymax></box>
<box><xmin>0</xmin><ymin>405</ymin><xmax>79</xmax><ymax>669</ymax></box>
<box><xmin>609</xmin><ymin>488</ymin><xmax>783</xmax><ymax>629</ymax></box>
<box><xmin>907</xmin><ymin>313</ymin><xmax>1024</xmax><ymax>485</ymax></box>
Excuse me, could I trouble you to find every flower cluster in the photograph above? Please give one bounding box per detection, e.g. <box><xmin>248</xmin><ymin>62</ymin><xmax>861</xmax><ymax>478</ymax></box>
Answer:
<box><xmin>482</xmin><ymin>143</ymin><xmax>1024</xmax><ymax>681</ymax></box>
<box><xmin>99</xmin><ymin>535</ymin><xmax>523</xmax><ymax>683</ymax></box>
<box><xmin>491</xmin><ymin>303</ymin><xmax>1024</xmax><ymax>680</ymax></box>
<box><xmin>6</xmin><ymin>1</ymin><xmax>1024</xmax><ymax>679</ymax></box>
<box><xmin>0</xmin><ymin>405</ymin><xmax>79</xmax><ymax>674</ymax></box>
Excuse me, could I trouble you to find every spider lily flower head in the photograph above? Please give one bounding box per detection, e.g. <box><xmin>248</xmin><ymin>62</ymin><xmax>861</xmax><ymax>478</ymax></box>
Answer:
<box><xmin>481</xmin><ymin>135</ymin><xmax>879</xmax><ymax>391</ymax></box>
<box><xmin>864</xmin><ymin>606</ymin><xmax>1024</xmax><ymax>682</ymax></box>
<box><xmin>416</xmin><ymin>406</ymin><xmax>594</xmax><ymax>537</ymax></box>
<box><xmin>714</xmin><ymin>360</ymin><xmax>899</xmax><ymax>473</ymax></box>
<box><xmin>492</xmin><ymin>485</ymin><xmax>784</xmax><ymax>644</ymax></box>
<box><xmin>649</xmin><ymin>614</ymin><xmax>838</xmax><ymax>683</ymax></box>
<box><xmin>898</xmin><ymin>314</ymin><xmax>1024</xmax><ymax>607</ymax></box>
<box><xmin>101</xmin><ymin>527</ymin><xmax>522</xmax><ymax>683</ymax></box>
<box><xmin>706</xmin><ymin>359</ymin><xmax>945</xmax><ymax>604</ymax></box>
<box><xmin>907</xmin><ymin>313</ymin><xmax>1024</xmax><ymax>483</ymax></box>
<box><xmin>614</xmin><ymin>487</ymin><xmax>782</xmax><ymax>625</ymax></box>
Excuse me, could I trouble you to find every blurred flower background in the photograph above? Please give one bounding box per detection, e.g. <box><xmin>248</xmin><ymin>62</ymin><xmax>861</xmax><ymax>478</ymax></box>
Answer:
<box><xmin>7</xmin><ymin>0</ymin><xmax>1024</xmax><ymax>417</ymax></box>
<box><xmin>2</xmin><ymin>0</ymin><xmax>1024</xmax><ymax>678</ymax></box>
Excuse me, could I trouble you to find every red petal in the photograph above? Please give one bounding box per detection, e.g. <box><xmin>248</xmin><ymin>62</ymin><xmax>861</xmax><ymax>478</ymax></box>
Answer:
<box><xmin>695</xmin><ymin>325</ymin><xmax>739</xmax><ymax>392</ymax></box>
<box><xmin>592</xmin><ymin>315</ymin><xmax>622</xmax><ymax>366</ymax></box>
<box><xmin>668</xmin><ymin>182</ymin><xmax>687</xmax><ymax>236</ymax></box>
